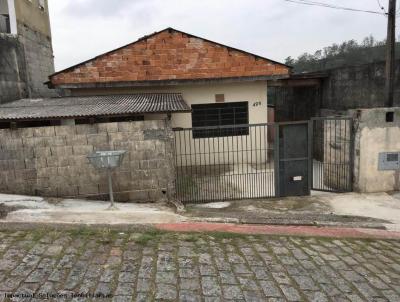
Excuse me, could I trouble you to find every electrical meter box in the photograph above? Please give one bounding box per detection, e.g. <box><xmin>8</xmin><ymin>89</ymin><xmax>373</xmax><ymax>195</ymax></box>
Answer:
<box><xmin>378</xmin><ymin>152</ymin><xmax>400</xmax><ymax>170</ymax></box>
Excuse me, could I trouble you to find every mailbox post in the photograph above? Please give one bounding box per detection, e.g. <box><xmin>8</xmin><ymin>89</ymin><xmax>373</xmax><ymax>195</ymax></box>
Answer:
<box><xmin>87</xmin><ymin>150</ymin><xmax>126</xmax><ymax>210</ymax></box>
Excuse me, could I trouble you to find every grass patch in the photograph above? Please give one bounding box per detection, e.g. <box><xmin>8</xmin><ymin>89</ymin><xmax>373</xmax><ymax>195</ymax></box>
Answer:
<box><xmin>133</xmin><ymin>229</ymin><xmax>167</xmax><ymax>245</ymax></box>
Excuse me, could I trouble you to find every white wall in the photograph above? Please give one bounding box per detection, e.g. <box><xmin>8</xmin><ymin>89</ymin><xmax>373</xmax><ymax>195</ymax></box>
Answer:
<box><xmin>72</xmin><ymin>81</ymin><xmax>270</xmax><ymax>168</ymax></box>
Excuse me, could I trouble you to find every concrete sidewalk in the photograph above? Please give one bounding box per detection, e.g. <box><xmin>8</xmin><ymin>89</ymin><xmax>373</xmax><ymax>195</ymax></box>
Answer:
<box><xmin>186</xmin><ymin>191</ymin><xmax>400</xmax><ymax>231</ymax></box>
<box><xmin>0</xmin><ymin>191</ymin><xmax>400</xmax><ymax>231</ymax></box>
<box><xmin>0</xmin><ymin>194</ymin><xmax>187</xmax><ymax>224</ymax></box>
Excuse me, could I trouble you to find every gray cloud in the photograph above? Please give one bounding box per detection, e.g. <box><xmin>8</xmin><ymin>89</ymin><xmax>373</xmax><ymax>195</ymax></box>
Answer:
<box><xmin>48</xmin><ymin>0</ymin><xmax>393</xmax><ymax>71</ymax></box>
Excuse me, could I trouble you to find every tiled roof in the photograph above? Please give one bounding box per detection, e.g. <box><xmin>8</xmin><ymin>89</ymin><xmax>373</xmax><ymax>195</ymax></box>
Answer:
<box><xmin>0</xmin><ymin>93</ymin><xmax>190</xmax><ymax>121</ymax></box>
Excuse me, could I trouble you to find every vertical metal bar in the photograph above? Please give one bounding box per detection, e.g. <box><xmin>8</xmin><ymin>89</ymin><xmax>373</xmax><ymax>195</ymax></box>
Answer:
<box><xmin>274</xmin><ymin>123</ymin><xmax>280</xmax><ymax>197</ymax></box>
<box><xmin>349</xmin><ymin>119</ymin><xmax>354</xmax><ymax>192</ymax></box>
<box><xmin>308</xmin><ymin>120</ymin><xmax>313</xmax><ymax>195</ymax></box>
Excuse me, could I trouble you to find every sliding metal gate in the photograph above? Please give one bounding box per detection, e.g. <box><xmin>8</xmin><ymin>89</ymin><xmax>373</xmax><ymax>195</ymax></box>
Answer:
<box><xmin>173</xmin><ymin>124</ymin><xmax>275</xmax><ymax>203</ymax></box>
<box><xmin>312</xmin><ymin>117</ymin><xmax>353</xmax><ymax>192</ymax></box>
<box><xmin>174</xmin><ymin>118</ymin><xmax>353</xmax><ymax>203</ymax></box>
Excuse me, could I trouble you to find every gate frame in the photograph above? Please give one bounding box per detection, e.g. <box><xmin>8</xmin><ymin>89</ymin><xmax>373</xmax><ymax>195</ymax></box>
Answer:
<box><xmin>274</xmin><ymin>120</ymin><xmax>313</xmax><ymax>198</ymax></box>
<box><xmin>172</xmin><ymin>117</ymin><xmax>354</xmax><ymax>203</ymax></box>
<box><xmin>310</xmin><ymin>116</ymin><xmax>354</xmax><ymax>193</ymax></box>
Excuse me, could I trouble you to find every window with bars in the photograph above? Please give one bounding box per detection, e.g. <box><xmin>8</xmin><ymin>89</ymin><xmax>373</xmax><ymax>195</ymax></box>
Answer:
<box><xmin>191</xmin><ymin>102</ymin><xmax>249</xmax><ymax>138</ymax></box>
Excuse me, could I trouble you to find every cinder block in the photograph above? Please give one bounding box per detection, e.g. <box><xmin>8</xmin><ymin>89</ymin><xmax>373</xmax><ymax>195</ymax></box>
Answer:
<box><xmin>78</xmin><ymin>184</ymin><xmax>99</xmax><ymax>196</ymax></box>
<box><xmin>65</xmin><ymin>135</ymin><xmax>88</xmax><ymax>146</ymax></box>
<box><xmin>116</xmin><ymin>122</ymin><xmax>130</xmax><ymax>133</ymax></box>
<box><xmin>97</xmin><ymin>122</ymin><xmax>119</xmax><ymax>133</ymax></box>
<box><xmin>34</xmin><ymin>147</ymin><xmax>51</xmax><ymax>158</ymax></box>
<box><xmin>7</xmin><ymin>138</ymin><xmax>23</xmax><ymax>149</ymax></box>
<box><xmin>0</xmin><ymin>160</ymin><xmax>12</xmax><ymax>170</ymax></box>
<box><xmin>113</xmin><ymin>192</ymin><xmax>130</xmax><ymax>202</ymax></box>
<box><xmin>135</xmin><ymin>140</ymin><xmax>156</xmax><ymax>151</ymax></box>
<box><xmin>50</xmin><ymin>136</ymin><xmax>66</xmax><ymax>146</ymax></box>
<box><xmin>33</xmin><ymin>126</ymin><xmax>55</xmax><ymax>137</ymax></box>
<box><xmin>50</xmin><ymin>146</ymin><xmax>73</xmax><ymax>156</ymax></box>
<box><xmin>128</xmin><ymin>190</ymin><xmax>149</xmax><ymax>202</ymax></box>
<box><xmin>87</xmin><ymin>134</ymin><xmax>109</xmax><ymax>146</ymax></box>
<box><xmin>57</xmin><ymin>185</ymin><xmax>79</xmax><ymax>197</ymax></box>
<box><xmin>76</xmin><ymin>124</ymin><xmax>98</xmax><ymax>135</ymax></box>
<box><xmin>148</xmin><ymin>189</ymin><xmax>164</xmax><ymax>202</ymax></box>
<box><xmin>15</xmin><ymin>169</ymin><xmax>36</xmax><ymax>180</ymax></box>
<box><xmin>12</xmin><ymin>160</ymin><xmax>25</xmax><ymax>170</ymax></box>
<box><xmin>72</xmin><ymin>145</ymin><xmax>93</xmax><ymax>155</ymax></box>
<box><xmin>23</xmin><ymin>148</ymin><xmax>35</xmax><ymax>159</ymax></box>
<box><xmin>37</xmin><ymin>167</ymin><xmax>58</xmax><ymax>178</ymax></box>
<box><xmin>55</xmin><ymin>125</ymin><xmax>76</xmax><ymax>136</ymax></box>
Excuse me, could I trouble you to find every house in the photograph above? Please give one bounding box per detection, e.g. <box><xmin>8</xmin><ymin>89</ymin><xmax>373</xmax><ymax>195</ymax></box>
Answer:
<box><xmin>43</xmin><ymin>27</ymin><xmax>291</xmax><ymax>129</ymax></box>
<box><xmin>0</xmin><ymin>0</ymin><xmax>55</xmax><ymax>104</ymax></box>
<box><xmin>0</xmin><ymin>28</ymin><xmax>291</xmax><ymax>202</ymax></box>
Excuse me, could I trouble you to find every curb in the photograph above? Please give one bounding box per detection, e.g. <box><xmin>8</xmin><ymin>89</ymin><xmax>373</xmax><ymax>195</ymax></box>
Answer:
<box><xmin>156</xmin><ymin>222</ymin><xmax>400</xmax><ymax>240</ymax></box>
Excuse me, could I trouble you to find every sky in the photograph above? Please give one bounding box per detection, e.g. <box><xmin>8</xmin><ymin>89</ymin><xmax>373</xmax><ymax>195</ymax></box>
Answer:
<box><xmin>48</xmin><ymin>0</ymin><xmax>394</xmax><ymax>71</ymax></box>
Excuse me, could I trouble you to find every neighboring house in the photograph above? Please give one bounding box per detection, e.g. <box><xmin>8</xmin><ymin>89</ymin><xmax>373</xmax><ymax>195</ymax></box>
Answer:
<box><xmin>0</xmin><ymin>0</ymin><xmax>55</xmax><ymax>104</ymax></box>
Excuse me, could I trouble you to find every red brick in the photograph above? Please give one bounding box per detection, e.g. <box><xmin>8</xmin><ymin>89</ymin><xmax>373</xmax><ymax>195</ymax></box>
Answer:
<box><xmin>50</xmin><ymin>29</ymin><xmax>290</xmax><ymax>86</ymax></box>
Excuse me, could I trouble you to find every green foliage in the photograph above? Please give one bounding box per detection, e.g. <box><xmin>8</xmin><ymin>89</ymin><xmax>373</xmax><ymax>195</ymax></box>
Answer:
<box><xmin>286</xmin><ymin>35</ymin><xmax>400</xmax><ymax>73</ymax></box>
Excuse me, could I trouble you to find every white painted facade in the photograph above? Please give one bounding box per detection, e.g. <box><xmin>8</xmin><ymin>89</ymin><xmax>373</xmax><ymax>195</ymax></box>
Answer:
<box><xmin>72</xmin><ymin>81</ymin><xmax>270</xmax><ymax>167</ymax></box>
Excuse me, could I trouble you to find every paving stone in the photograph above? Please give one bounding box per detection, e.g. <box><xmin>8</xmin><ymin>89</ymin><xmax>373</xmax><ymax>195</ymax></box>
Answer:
<box><xmin>238</xmin><ymin>277</ymin><xmax>260</xmax><ymax>291</ymax></box>
<box><xmin>259</xmin><ymin>280</ymin><xmax>281</xmax><ymax>297</ymax></box>
<box><xmin>304</xmin><ymin>291</ymin><xmax>329</xmax><ymax>302</ymax></box>
<box><xmin>155</xmin><ymin>271</ymin><xmax>176</xmax><ymax>284</ymax></box>
<box><xmin>202</xmin><ymin>276</ymin><xmax>221</xmax><ymax>296</ymax></box>
<box><xmin>222</xmin><ymin>285</ymin><xmax>244</xmax><ymax>299</ymax></box>
<box><xmin>136</xmin><ymin>278</ymin><xmax>152</xmax><ymax>292</ymax></box>
<box><xmin>292</xmin><ymin>275</ymin><xmax>318</xmax><ymax>291</ymax></box>
<box><xmin>118</xmin><ymin>271</ymin><xmax>136</xmax><ymax>283</ymax></box>
<box><xmin>0</xmin><ymin>230</ymin><xmax>399</xmax><ymax>301</ymax></box>
<box><xmin>179</xmin><ymin>290</ymin><xmax>201</xmax><ymax>302</ymax></box>
<box><xmin>243</xmin><ymin>291</ymin><xmax>265</xmax><ymax>302</ymax></box>
<box><xmin>180</xmin><ymin>278</ymin><xmax>200</xmax><ymax>290</ymax></box>
<box><xmin>115</xmin><ymin>282</ymin><xmax>134</xmax><ymax>296</ymax></box>
<box><xmin>280</xmin><ymin>285</ymin><xmax>302</xmax><ymax>301</ymax></box>
<box><xmin>155</xmin><ymin>283</ymin><xmax>177</xmax><ymax>300</ymax></box>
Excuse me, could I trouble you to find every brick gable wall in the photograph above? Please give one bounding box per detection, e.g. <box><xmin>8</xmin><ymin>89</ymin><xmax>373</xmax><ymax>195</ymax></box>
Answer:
<box><xmin>50</xmin><ymin>29</ymin><xmax>290</xmax><ymax>85</ymax></box>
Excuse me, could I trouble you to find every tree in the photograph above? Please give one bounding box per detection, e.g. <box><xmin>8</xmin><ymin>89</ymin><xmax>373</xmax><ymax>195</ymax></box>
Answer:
<box><xmin>288</xmin><ymin>36</ymin><xmax>400</xmax><ymax>73</ymax></box>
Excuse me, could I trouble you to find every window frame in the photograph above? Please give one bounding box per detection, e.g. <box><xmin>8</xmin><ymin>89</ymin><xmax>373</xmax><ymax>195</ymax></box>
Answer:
<box><xmin>191</xmin><ymin>101</ymin><xmax>249</xmax><ymax>139</ymax></box>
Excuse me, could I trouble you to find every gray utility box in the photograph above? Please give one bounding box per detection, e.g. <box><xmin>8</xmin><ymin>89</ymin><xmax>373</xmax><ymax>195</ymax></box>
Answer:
<box><xmin>378</xmin><ymin>152</ymin><xmax>400</xmax><ymax>170</ymax></box>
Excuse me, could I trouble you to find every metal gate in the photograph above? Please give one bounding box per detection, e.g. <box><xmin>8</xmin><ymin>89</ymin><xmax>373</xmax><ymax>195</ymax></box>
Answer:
<box><xmin>173</xmin><ymin>123</ymin><xmax>275</xmax><ymax>203</ymax></box>
<box><xmin>312</xmin><ymin>117</ymin><xmax>353</xmax><ymax>192</ymax></box>
<box><xmin>173</xmin><ymin>118</ymin><xmax>353</xmax><ymax>203</ymax></box>
<box><xmin>277</xmin><ymin>121</ymin><xmax>311</xmax><ymax>197</ymax></box>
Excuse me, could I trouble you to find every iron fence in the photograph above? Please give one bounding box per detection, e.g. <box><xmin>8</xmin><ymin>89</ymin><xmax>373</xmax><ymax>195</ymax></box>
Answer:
<box><xmin>312</xmin><ymin>117</ymin><xmax>353</xmax><ymax>192</ymax></box>
<box><xmin>173</xmin><ymin>123</ymin><xmax>276</xmax><ymax>203</ymax></box>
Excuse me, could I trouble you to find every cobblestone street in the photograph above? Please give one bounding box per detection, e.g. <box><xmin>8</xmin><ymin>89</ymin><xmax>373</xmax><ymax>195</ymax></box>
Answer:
<box><xmin>0</xmin><ymin>228</ymin><xmax>399</xmax><ymax>302</ymax></box>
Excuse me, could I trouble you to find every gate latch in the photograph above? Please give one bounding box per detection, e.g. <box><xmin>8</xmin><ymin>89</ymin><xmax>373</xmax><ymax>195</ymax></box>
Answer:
<box><xmin>291</xmin><ymin>176</ymin><xmax>303</xmax><ymax>181</ymax></box>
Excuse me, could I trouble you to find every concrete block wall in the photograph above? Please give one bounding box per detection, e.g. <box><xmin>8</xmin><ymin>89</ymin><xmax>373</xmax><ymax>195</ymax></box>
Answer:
<box><xmin>350</xmin><ymin>107</ymin><xmax>400</xmax><ymax>193</ymax></box>
<box><xmin>0</xmin><ymin>120</ymin><xmax>175</xmax><ymax>202</ymax></box>
<box><xmin>17</xmin><ymin>23</ymin><xmax>56</xmax><ymax>98</ymax></box>
<box><xmin>0</xmin><ymin>34</ymin><xmax>28</xmax><ymax>104</ymax></box>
